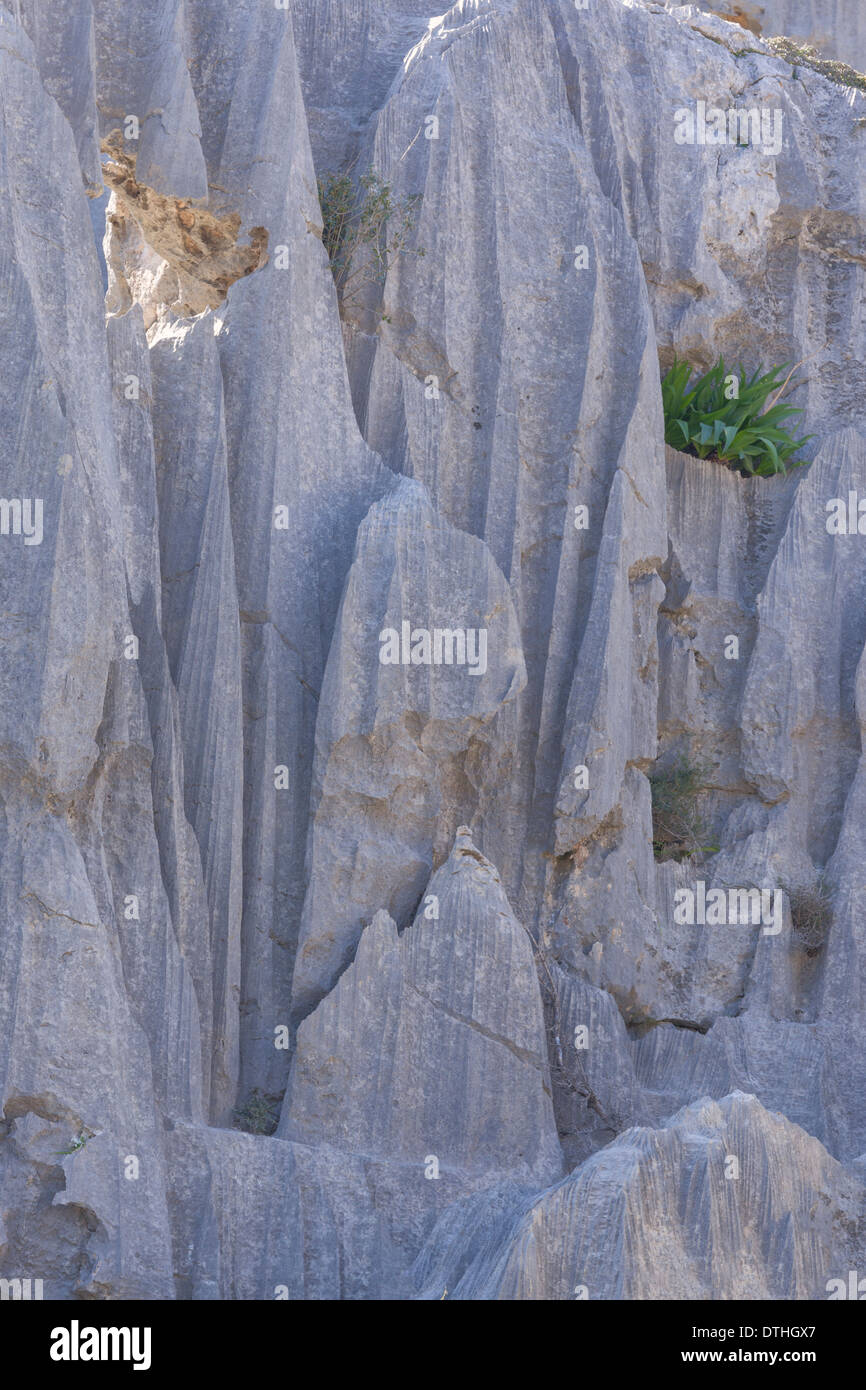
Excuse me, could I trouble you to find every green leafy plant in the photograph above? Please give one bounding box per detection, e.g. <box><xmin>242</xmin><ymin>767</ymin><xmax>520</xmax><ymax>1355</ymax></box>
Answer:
<box><xmin>661</xmin><ymin>357</ymin><xmax>814</xmax><ymax>476</ymax></box>
<box><xmin>232</xmin><ymin>1088</ymin><xmax>280</xmax><ymax>1136</ymax></box>
<box><xmin>783</xmin><ymin>878</ymin><xmax>834</xmax><ymax>954</ymax></box>
<box><xmin>650</xmin><ymin>756</ymin><xmax>717</xmax><ymax>863</ymax></box>
<box><xmin>317</xmin><ymin>167</ymin><xmax>424</xmax><ymax>315</ymax></box>
<box><xmin>54</xmin><ymin>1131</ymin><xmax>91</xmax><ymax>1156</ymax></box>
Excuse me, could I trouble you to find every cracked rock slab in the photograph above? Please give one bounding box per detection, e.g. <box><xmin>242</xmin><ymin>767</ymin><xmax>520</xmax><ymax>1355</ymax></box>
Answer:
<box><xmin>282</xmin><ymin>829</ymin><xmax>562</xmax><ymax>1187</ymax></box>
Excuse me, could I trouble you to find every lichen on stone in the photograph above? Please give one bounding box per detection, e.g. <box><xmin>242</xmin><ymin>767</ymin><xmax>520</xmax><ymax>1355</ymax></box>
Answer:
<box><xmin>767</xmin><ymin>35</ymin><xmax>866</xmax><ymax>91</ymax></box>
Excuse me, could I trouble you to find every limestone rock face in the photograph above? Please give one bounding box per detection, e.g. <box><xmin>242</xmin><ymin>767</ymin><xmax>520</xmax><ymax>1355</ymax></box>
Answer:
<box><xmin>5</xmin><ymin>0</ymin><xmax>102</xmax><ymax>193</ymax></box>
<box><xmin>1</xmin><ymin>0</ymin><xmax>866</xmax><ymax>1301</ymax></box>
<box><xmin>657</xmin><ymin>1</ymin><xmax>866</xmax><ymax>71</ymax></box>
<box><xmin>291</xmin><ymin>482</ymin><xmax>526</xmax><ymax>1018</ymax></box>
<box><xmin>289</xmin><ymin>0</ymin><xmax>435</xmax><ymax>169</ymax></box>
<box><xmin>418</xmin><ymin>1094</ymin><xmax>866</xmax><ymax>1299</ymax></box>
<box><xmin>284</xmin><ymin>830</ymin><xmax>562</xmax><ymax>1185</ymax></box>
<box><xmin>92</xmin><ymin>0</ymin><xmax>208</xmax><ymax>199</ymax></box>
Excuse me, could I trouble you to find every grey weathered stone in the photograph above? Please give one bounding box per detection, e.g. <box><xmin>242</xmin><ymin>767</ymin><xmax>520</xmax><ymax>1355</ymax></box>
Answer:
<box><xmin>289</xmin><ymin>0</ymin><xmax>435</xmax><ymax>170</ymax></box>
<box><xmin>165</xmin><ymin>1120</ymin><xmax>531</xmax><ymax>1299</ymax></box>
<box><xmin>92</xmin><ymin>0</ymin><xmax>208</xmax><ymax>199</ymax></box>
<box><xmin>284</xmin><ymin>830</ymin><xmax>562</xmax><ymax>1184</ymax></box>
<box><xmin>0</xmin><ymin>0</ymin><xmax>102</xmax><ymax>192</ymax></box>
<box><xmin>2</xmin><ymin>0</ymin><xmax>866</xmax><ymax>1301</ymax></box>
<box><xmin>149</xmin><ymin>317</ymin><xmax>245</xmax><ymax>1124</ymax></box>
<box><xmin>291</xmin><ymin>482</ymin><xmax>526</xmax><ymax>1018</ymax></box>
<box><xmin>425</xmin><ymin>1093</ymin><xmax>866</xmax><ymax>1299</ymax></box>
<box><xmin>656</xmin><ymin>1</ymin><xmax>866</xmax><ymax>71</ymax></box>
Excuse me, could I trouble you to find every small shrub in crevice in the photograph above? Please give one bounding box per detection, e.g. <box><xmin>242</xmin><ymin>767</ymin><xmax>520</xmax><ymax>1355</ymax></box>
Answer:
<box><xmin>232</xmin><ymin>1088</ymin><xmax>281</xmax><ymax>1136</ymax></box>
<box><xmin>650</xmin><ymin>756</ymin><xmax>717</xmax><ymax>863</ymax></box>
<box><xmin>317</xmin><ymin>166</ymin><xmax>425</xmax><ymax>316</ymax></box>
<box><xmin>54</xmin><ymin>1130</ymin><xmax>93</xmax><ymax>1156</ymax></box>
<box><xmin>661</xmin><ymin>357</ymin><xmax>813</xmax><ymax>476</ymax></box>
<box><xmin>783</xmin><ymin>879</ymin><xmax>834</xmax><ymax>955</ymax></box>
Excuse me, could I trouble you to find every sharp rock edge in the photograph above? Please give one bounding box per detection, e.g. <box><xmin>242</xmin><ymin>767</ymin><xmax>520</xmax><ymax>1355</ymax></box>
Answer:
<box><xmin>0</xmin><ymin>0</ymin><xmax>865</xmax><ymax>1299</ymax></box>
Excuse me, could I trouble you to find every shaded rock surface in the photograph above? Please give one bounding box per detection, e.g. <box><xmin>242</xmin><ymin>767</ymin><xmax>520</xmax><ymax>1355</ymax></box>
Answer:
<box><xmin>417</xmin><ymin>1093</ymin><xmax>866</xmax><ymax>1299</ymax></box>
<box><xmin>284</xmin><ymin>830</ymin><xmax>561</xmax><ymax>1185</ymax></box>
<box><xmin>1</xmin><ymin>0</ymin><xmax>865</xmax><ymax>1300</ymax></box>
<box><xmin>291</xmin><ymin>480</ymin><xmax>526</xmax><ymax>1017</ymax></box>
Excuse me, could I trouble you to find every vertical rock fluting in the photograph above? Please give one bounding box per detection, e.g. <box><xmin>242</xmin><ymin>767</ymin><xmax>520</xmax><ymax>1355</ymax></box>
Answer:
<box><xmin>290</xmin><ymin>478</ymin><xmax>527</xmax><ymax>1020</ymax></box>
<box><xmin>284</xmin><ymin>829</ymin><xmax>562</xmax><ymax>1186</ymax></box>
<box><xmin>1</xmin><ymin>0</ymin><xmax>865</xmax><ymax>1299</ymax></box>
<box><xmin>419</xmin><ymin>1094</ymin><xmax>866</xmax><ymax>1300</ymax></box>
<box><xmin>0</xmin><ymin>9</ymin><xmax>181</xmax><ymax>1296</ymax></box>
<box><xmin>149</xmin><ymin>317</ymin><xmax>245</xmax><ymax>1123</ymax></box>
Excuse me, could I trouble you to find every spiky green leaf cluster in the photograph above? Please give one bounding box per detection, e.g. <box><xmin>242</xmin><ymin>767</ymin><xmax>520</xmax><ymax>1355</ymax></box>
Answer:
<box><xmin>661</xmin><ymin>357</ymin><xmax>813</xmax><ymax>476</ymax></box>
